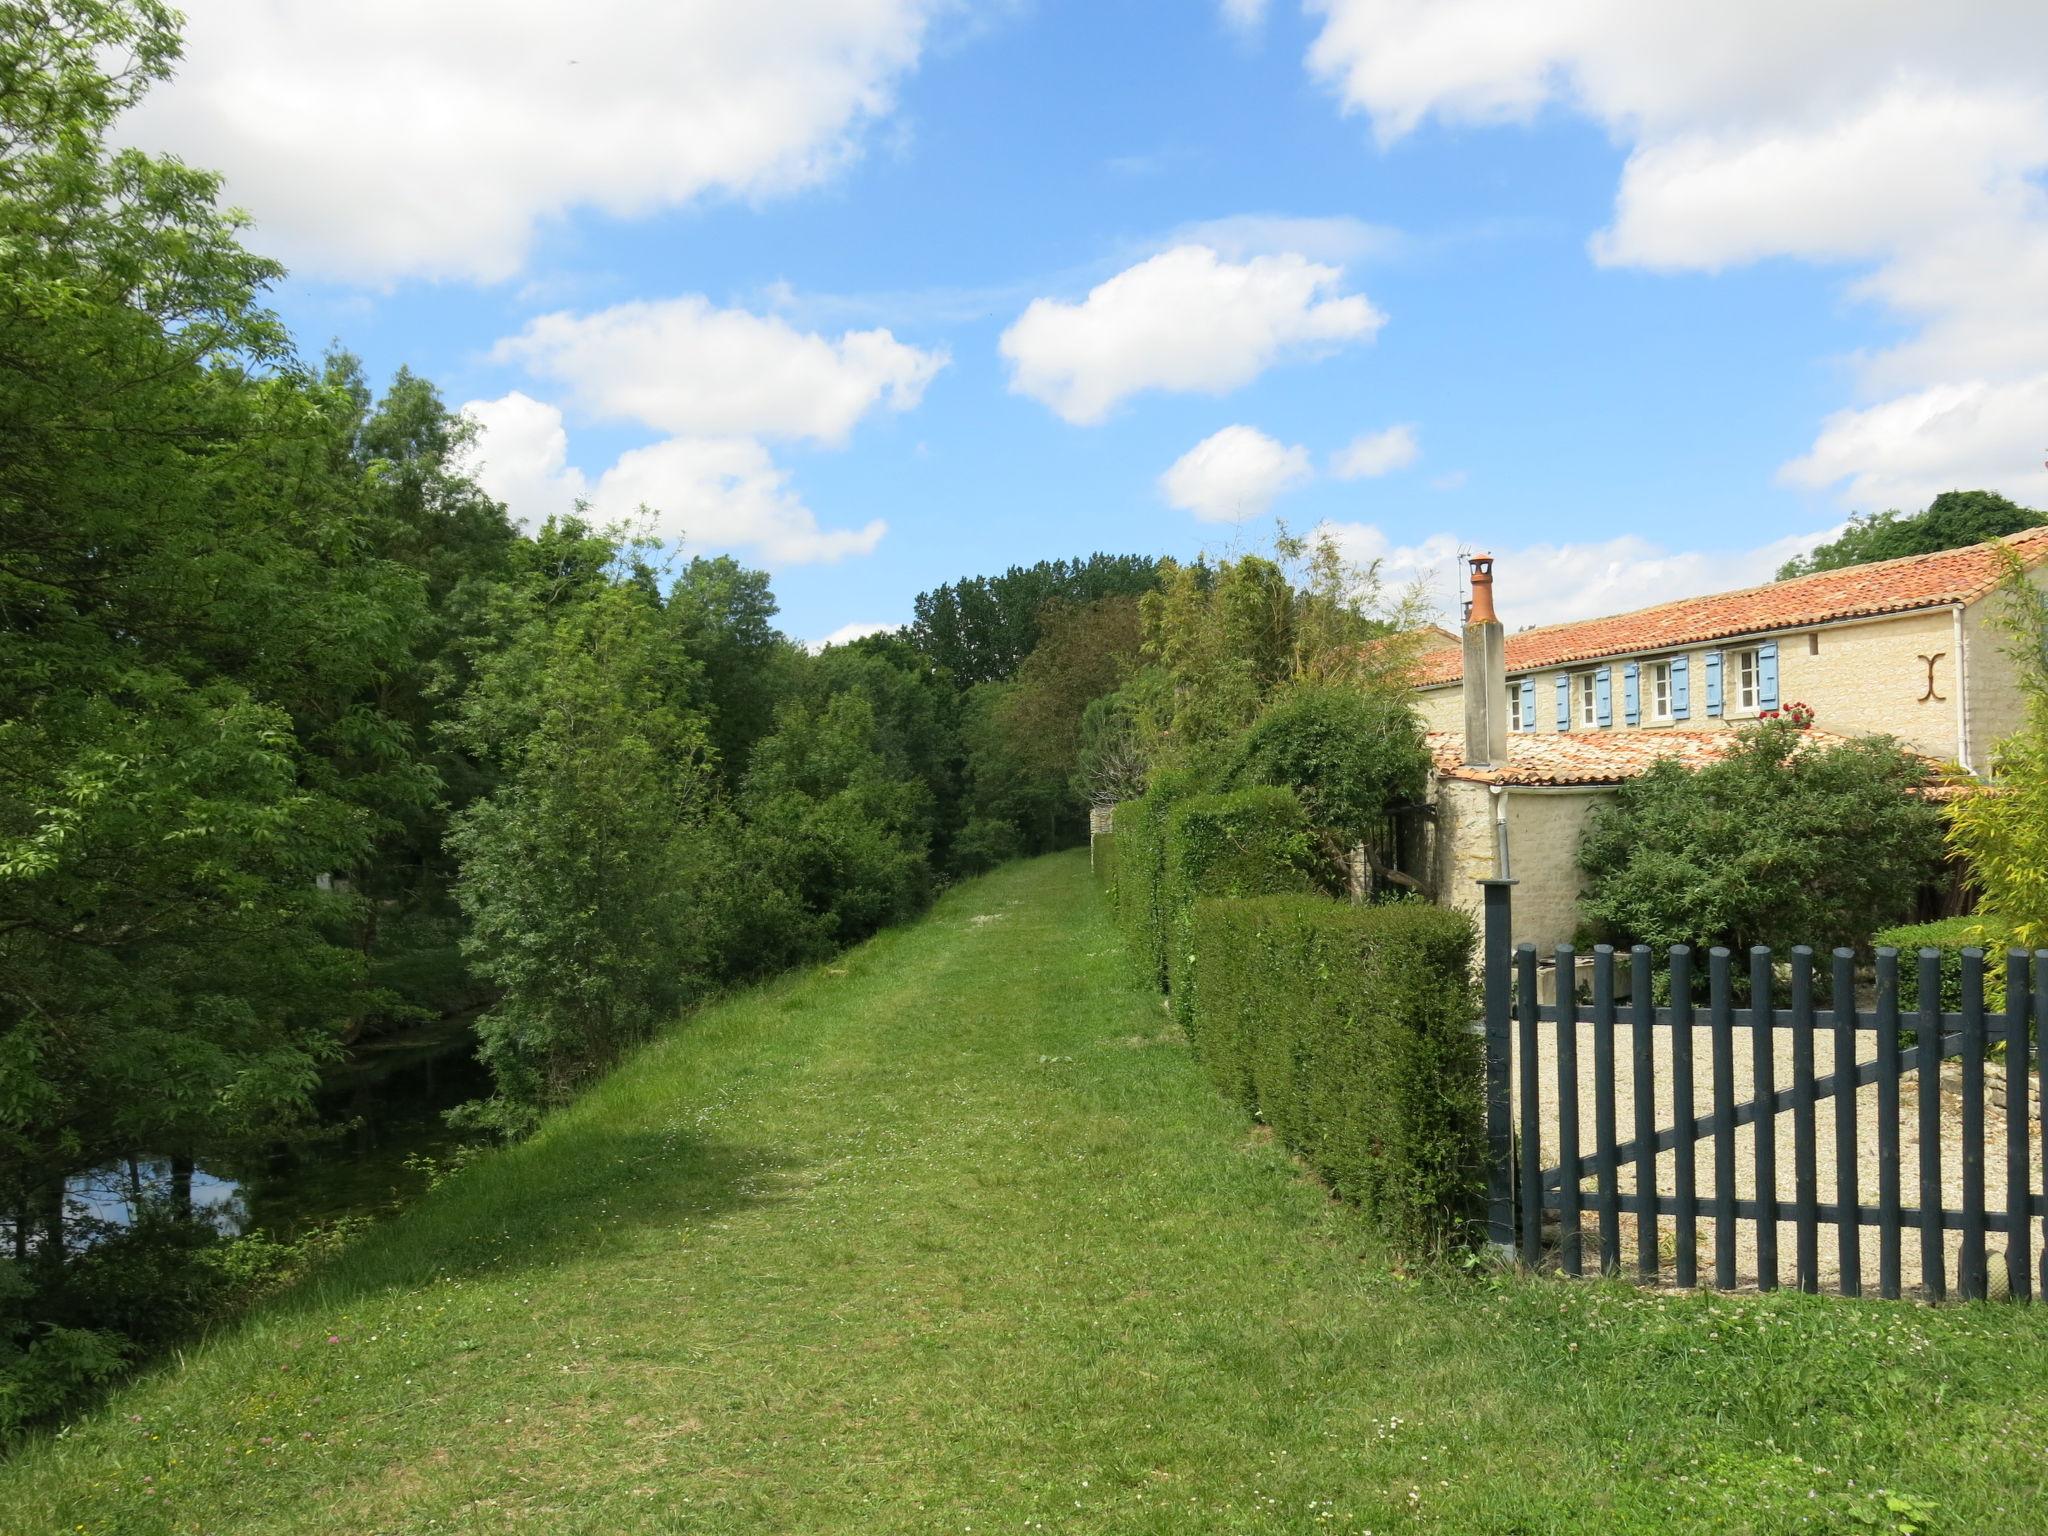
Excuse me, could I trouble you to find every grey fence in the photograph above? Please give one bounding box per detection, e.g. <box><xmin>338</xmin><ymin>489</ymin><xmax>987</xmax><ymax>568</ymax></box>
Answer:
<box><xmin>1478</xmin><ymin>880</ymin><xmax>2047</xmax><ymax>1300</ymax></box>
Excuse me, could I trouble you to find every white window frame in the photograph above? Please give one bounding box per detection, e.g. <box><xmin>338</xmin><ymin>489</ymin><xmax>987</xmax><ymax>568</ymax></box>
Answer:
<box><xmin>1574</xmin><ymin>671</ymin><xmax>1598</xmax><ymax>729</ymax></box>
<box><xmin>1734</xmin><ymin>647</ymin><xmax>1760</xmax><ymax>712</ymax></box>
<box><xmin>1649</xmin><ymin>660</ymin><xmax>1673</xmax><ymax>723</ymax></box>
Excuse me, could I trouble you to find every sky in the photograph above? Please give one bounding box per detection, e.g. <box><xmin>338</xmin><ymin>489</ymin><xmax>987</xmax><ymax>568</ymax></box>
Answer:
<box><xmin>121</xmin><ymin>1</ymin><xmax>2048</xmax><ymax>646</ymax></box>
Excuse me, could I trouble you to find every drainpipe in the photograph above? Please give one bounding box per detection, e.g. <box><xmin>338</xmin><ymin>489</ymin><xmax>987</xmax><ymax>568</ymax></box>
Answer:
<box><xmin>1951</xmin><ymin>603</ymin><xmax>1973</xmax><ymax>773</ymax></box>
<box><xmin>1490</xmin><ymin>783</ymin><xmax>1510</xmax><ymax>878</ymax></box>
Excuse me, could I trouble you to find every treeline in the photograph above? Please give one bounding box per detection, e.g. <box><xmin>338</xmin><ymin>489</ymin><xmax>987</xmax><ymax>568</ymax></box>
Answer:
<box><xmin>0</xmin><ymin>2</ymin><xmax>1168</xmax><ymax>1430</ymax></box>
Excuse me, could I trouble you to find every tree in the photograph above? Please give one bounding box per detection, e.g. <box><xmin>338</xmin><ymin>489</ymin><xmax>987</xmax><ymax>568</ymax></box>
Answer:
<box><xmin>444</xmin><ymin>563</ymin><xmax>715</xmax><ymax>1135</ymax></box>
<box><xmin>1577</xmin><ymin>720</ymin><xmax>1944</xmax><ymax>956</ymax></box>
<box><xmin>1777</xmin><ymin>490</ymin><xmax>2044</xmax><ymax>579</ymax></box>
<box><xmin>1</xmin><ymin>0</ymin><xmax>433</xmax><ymax>1253</ymax></box>
<box><xmin>665</xmin><ymin>555</ymin><xmax>804</xmax><ymax>784</ymax></box>
<box><xmin>1224</xmin><ymin>683</ymin><xmax>1431</xmax><ymax>862</ymax></box>
<box><xmin>909</xmin><ymin>553</ymin><xmax>1159</xmax><ymax>686</ymax></box>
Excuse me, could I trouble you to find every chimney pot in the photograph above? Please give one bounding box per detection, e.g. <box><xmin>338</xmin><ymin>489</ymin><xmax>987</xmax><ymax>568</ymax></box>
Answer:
<box><xmin>1467</xmin><ymin>554</ymin><xmax>1498</xmax><ymax>626</ymax></box>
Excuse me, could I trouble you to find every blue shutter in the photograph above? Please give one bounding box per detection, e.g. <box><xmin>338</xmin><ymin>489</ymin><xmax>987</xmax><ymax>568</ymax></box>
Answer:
<box><xmin>1594</xmin><ymin>666</ymin><xmax>1612</xmax><ymax>727</ymax></box>
<box><xmin>1671</xmin><ymin>655</ymin><xmax>1690</xmax><ymax>719</ymax></box>
<box><xmin>1704</xmin><ymin>650</ymin><xmax>1724</xmax><ymax>717</ymax></box>
<box><xmin>1519</xmin><ymin>678</ymin><xmax>1535</xmax><ymax>732</ymax></box>
<box><xmin>1556</xmin><ymin>674</ymin><xmax>1570</xmax><ymax>730</ymax></box>
<box><xmin>1622</xmin><ymin>662</ymin><xmax>1640</xmax><ymax>726</ymax></box>
<box><xmin>1758</xmin><ymin>641</ymin><xmax>1779</xmax><ymax>711</ymax></box>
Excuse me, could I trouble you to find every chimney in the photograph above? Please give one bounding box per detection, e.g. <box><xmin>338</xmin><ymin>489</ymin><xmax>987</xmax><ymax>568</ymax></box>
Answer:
<box><xmin>1462</xmin><ymin>554</ymin><xmax>1509</xmax><ymax>768</ymax></box>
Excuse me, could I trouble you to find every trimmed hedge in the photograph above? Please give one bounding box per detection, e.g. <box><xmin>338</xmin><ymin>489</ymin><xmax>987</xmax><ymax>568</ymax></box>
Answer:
<box><xmin>1091</xmin><ymin>830</ymin><xmax>1116</xmax><ymax>896</ymax></box>
<box><xmin>1873</xmin><ymin>916</ymin><xmax>2011</xmax><ymax>1013</ymax></box>
<box><xmin>1192</xmin><ymin>895</ymin><xmax>1482</xmax><ymax>1253</ymax></box>
<box><xmin>1111</xmin><ymin>792</ymin><xmax>1177</xmax><ymax>989</ymax></box>
<box><xmin>1161</xmin><ymin>788</ymin><xmax>1316</xmax><ymax>1033</ymax></box>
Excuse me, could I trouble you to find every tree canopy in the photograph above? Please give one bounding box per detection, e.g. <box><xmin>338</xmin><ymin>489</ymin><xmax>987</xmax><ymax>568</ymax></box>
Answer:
<box><xmin>1776</xmin><ymin>490</ymin><xmax>2044</xmax><ymax>579</ymax></box>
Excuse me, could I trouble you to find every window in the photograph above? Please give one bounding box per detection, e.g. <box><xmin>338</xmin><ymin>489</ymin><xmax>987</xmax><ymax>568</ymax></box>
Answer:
<box><xmin>1650</xmin><ymin>660</ymin><xmax>1673</xmax><ymax>722</ymax></box>
<box><xmin>1574</xmin><ymin>671</ymin><xmax>1598</xmax><ymax>729</ymax></box>
<box><xmin>1734</xmin><ymin>648</ymin><xmax>1760</xmax><ymax>711</ymax></box>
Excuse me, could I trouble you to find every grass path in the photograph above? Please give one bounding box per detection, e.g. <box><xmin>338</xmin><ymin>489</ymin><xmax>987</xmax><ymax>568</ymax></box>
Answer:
<box><xmin>6</xmin><ymin>852</ymin><xmax>2046</xmax><ymax>1533</ymax></box>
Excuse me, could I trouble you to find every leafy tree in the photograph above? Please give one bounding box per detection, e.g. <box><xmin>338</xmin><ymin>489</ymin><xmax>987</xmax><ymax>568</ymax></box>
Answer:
<box><xmin>1</xmin><ymin>0</ymin><xmax>431</xmax><ymax>1256</ymax></box>
<box><xmin>909</xmin><ymin>553</ymin><xmax>1159</xmax><ymax>686</ymax></box>
<box><xmin>1777</xmin><ymin>490</ymin><xmax>2044</xmax><ymax>579</ymax></box>
<box><xmin>445</xmin><ymin>563</ymin><xmax>715</xmax><ymax>1135</ymax></box>
<box><xmin>665</xmin><ymin>555</ymin><xmax>804</xmax><ymax>783</ymax></box>
<box><xmin>1224</xmin><ymin>683</ymin><xmax>1431</xmax><ymax>865</ymax></box>
<box><xmin>741</xmin><ymin>692</ymin><xmax>933</xmax><ymax>947</ymax></box>
<box><xmin>1578</xmin><ymin>720</ymin><xmax>1944</xmax><ymax>956</ymax></box>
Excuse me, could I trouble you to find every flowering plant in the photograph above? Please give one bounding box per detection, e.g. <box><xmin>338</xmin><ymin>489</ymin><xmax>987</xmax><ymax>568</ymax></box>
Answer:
<box><xmin>1758</xmin><ymin>699</ymin><xmax>1815</xmax><ymax>729</ymax></box>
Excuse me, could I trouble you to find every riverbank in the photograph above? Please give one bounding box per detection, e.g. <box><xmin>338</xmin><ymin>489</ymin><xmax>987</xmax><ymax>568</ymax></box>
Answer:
<box><xmin>4</xmin><ymin>852</ymin><xmax>2045</xmax><ymax>1532</ymax></box>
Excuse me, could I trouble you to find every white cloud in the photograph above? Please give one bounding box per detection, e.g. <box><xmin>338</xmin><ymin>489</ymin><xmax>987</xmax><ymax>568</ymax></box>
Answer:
<box><xmin>460</xmin><ymin>394</ymin><xmax>884</xmax><ymax>565</ymax></box>
<box><xmin>808</xmin><ymin>621</ymin><xmax>896</xmax><ymax>653</ymax></box>
<box><xmin>122</xmin><ymin>1</ymin><xmax>942</xmax><ymax>283</ymax></box>
<box><xmin>1160</xmin><ymin>213</ymin><xmax>1399</xmax><ymax>266</ymax></box>
<box><xmin>1000</xmin><ymin>245</ymin><xmax>1385</xmax><ymax>424</ymax></box>
<box><xmin>1317</xmin><ymin>519</ymin><xmax>1844</xmax><ymax>632</ymax></box>
<box><xmin>1779</xmin><ymin>374</ymin><xmax>2048</xmax><ymax>511</ymax></box>
<box><xmin>494</xmin><ymin>297</ymin><xmax>946</xmax><ymax>445</ymax></box>
<box><xmin>1160</xmin><ymin>425</ymin><xmax>1313</xmax><ymax>523</ymax></box>
<box><xmin>1301</xmin><ymin>1</ymin><xmax>2048</xmax><ymax>508</ymax></box>
<box><xmin>461</xmin><ymin>391</ymin><xmax>589</xmax><ymax>524</ymax></box>
<box><xmin>1332</xmin><ymin>424</ymin><xmax>1420</xmax><ymax>479</ymax></box>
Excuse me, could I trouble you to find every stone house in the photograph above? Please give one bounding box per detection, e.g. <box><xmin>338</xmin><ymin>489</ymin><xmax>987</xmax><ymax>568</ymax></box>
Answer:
<box><xmin>1407</xmin><ymin>527</ymin><xmax>2048</xmax><ymax>950</ymax></box>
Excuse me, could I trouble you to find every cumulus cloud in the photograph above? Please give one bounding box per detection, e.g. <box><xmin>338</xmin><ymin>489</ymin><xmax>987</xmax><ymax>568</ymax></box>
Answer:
<box><xmin>460</xmin><ymin>394</ymin><xmax>884</xmax><ymax>565</ymax></box>
<box><xmin>1301</xmin><ymin>1</ymin><xmax>2048</xmax><ymax>504</ymax></box>
<box><xmin>1160</xmin><ymin>425</ymin><xmax>1313</xmax><ymax>522</ymax></box>
<box><xmin>1331</xmin><ymin>424</ymin><xmax>1420</xmax><ymax>479</ymax></box>
<box><xmin>494</xmin><ymin>297</ymin><xmax>946</xmax><ymax>445</ymax></box>
<box><xmin>1316</xmin><ymin>519</ymin><xmax>1844</xmax><ymax>632</ymax></box>
<box><xmin>121</xmin><ymin>1</ymin><xmax>942</xmax><ymax>283</ymax></box>
<box><xmin>1000</xmin><ymin>245</ymin><xmax>1384</xmax><ymax>424</ymax></box>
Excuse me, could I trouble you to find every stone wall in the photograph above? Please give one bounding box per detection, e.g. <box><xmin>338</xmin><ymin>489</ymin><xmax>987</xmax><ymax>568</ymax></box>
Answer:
<box><xmin>1432</xmin><ymin>777</ymin><xmax>1610</xmax><ymax>953</ymax></box>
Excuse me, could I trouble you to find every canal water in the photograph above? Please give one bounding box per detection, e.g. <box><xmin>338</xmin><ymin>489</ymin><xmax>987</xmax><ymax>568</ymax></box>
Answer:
<box><xmin>33</xmin><ymin>1016</ymin><xmax>489</xmax><ymax>1248</ymax></box>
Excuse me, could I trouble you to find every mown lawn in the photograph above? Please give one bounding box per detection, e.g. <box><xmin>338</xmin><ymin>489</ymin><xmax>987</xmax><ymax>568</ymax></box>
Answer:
<box><xmin>5</xmin><ymin>851</ymin><xmax>2045</xmax><ymax>1534</ymax></box>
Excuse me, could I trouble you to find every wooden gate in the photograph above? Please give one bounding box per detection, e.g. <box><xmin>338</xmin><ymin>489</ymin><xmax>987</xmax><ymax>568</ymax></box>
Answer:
<box><xmin>1478</xmin><ymin>880</ymin><xmax>2047</xmax><ymax>1300</ymax></box>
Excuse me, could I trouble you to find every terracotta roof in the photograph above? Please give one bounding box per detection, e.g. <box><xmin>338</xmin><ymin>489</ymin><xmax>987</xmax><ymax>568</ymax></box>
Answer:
<box><xmin>1427</xmin><ymin>727</ymin><xmax>1873</xmax><ymax>787</ymax></box>
<box><xmin>1412</xmin><ymin>526</ymin><xmax>2048</xmax><ymax>687</ymax></box>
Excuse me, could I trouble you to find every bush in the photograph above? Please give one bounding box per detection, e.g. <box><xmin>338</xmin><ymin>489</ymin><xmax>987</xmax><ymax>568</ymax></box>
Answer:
<box><xmin>1162</xmin><ymin>788</ymin><xmax>1317</xmax><ymax>1033</ymax></box>
<box><xmin>1192</xmin><ymin>896</ymin><xmax>1481</xmax><ymax>1252</ymax></box>
<box><xmin>1578</xmin><ymin>719</ymin><xmax>1943</xmax><ymax>955</ymax></box>
<box><xmin>1871</xmin><ymin>916</ymin><xmax>2012</xmax><ymax>1013</ymax></box>
<box><xmin>1091</xmin><ymin>830</ymin><xmax>1116</xmax><ymax>895</ymax></box>
<box><xmin>1111</xmin><ymin>780</ymin><xmax>1197</xmax><ymax>990</ymax></box>
<box><xmin>1223</xmin><ymin>682</ymin><xmax>1430</xmax><ymax>852</ymax></box>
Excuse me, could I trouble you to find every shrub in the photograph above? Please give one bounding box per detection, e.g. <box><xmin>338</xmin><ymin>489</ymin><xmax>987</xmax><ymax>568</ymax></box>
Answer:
<box><xmin>1872</xmin><ymin>916</ymin><xmax>2012</xmax><ymax>1013</ymax></box>
<box><xmin>1223</xmin><ymin>682</ymin><xmax>1430</xmax><ymax>852</ymax></box>
<box><xmin>1162</xmin><ymin>788</ymin><xmax>1317</xmax><ymax>1033</ymax></box>
<box><xmin>1111</xmin><ymin>778</ymin><xmax>1200</xmax><ymax>990</ymax></box>
<box><xmin>1578</xmin><ymin>719</ymin><xmax>1943</xmax><ymax>955</ymax></box>
<box><xmin>1192</xmin><ymin>896</ymin><xmax>1481</xmax><ymax>1252</ymax></box>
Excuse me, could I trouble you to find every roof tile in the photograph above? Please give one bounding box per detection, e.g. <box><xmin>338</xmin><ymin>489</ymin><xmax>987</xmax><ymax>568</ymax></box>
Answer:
<box><xmin>1413</xmin><ymin>526</ymin><xmax>2048</xmax><ymax>687</ymax></box>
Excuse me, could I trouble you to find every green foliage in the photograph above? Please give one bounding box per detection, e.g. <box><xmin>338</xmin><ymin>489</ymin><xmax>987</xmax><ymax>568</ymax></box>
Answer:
<box><xmin>1161</xmin><ymin>789</ymin><xmax>1317</xmax><ymax>1033</ymax></box>
<box><xmin>1090</xmin><ymin>830</ymin><xmax>1116</xmax><ymax>896</ymax></box>
<box><xmin>1578</xmin><ymin>720</ymin><xmax>1944</xmax><ymax>954</ymax></box>
<box><xmin>1224</xmin><ymin>682</ymin><xmax>1431</xmax><ymax>852</ymax></box>
<box><xmin>1871</xmin><ymin>917</ymin><xmax>2011</xmax><ymax>1014</ymax></box>
<box><xmin>445</xmin><ymin>567</ymin><xmax>716</xmax><ymax>1136</ymax></box>
<box><xmin>1109</xmin><ymin>778</ymin><xmax>1201</xmax><ymax>990</ymax></box>
<box><xmin>1191</xmin><ymin>895</ymin><xmax>1481</xmax><ymax>1252</ymax></box>
<box><xmin>1777</xmin><ymin>490</ymin><xmax>2043</xmax><ymax>579</ymax></box>
<box><xmin>1942</xmin><ymin>553</ymin><xmax>2048</xmax><ymax>948</ymax></box>
<box><xmin>908</xmin><ymin>553</ymin><xmax>1159</xmax><ymax>686</ymax></box>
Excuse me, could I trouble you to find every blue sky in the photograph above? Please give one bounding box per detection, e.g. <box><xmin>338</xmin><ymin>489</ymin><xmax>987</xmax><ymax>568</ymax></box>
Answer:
<box><xmin>128</xmin><ymin>3</ymin><xmax>2048</xmax><ymax>643</ymax></box>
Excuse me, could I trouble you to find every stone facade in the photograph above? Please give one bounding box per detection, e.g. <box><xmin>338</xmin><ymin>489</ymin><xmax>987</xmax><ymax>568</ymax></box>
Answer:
<box><xmin>1432</xmin><ymin>779</ymin><xmax>1608</xmax><ymax>953</ymax></box>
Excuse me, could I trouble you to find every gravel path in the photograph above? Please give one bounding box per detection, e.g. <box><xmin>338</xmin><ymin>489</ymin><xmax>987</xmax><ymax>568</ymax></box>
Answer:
<box><xmin>1512</xmin><ymin>1015</ymin><xmax>2044</xmax><ymax>1297</ymax></box>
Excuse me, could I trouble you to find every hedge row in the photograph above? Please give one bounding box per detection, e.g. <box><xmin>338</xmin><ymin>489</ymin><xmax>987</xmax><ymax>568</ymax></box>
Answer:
<box><xmin>1160</xmin><ymin>788</ymin><xmax>1317</xmax><ymax>1032</ymax></box>
<box><xmin>1872</xmin><ymin>916</ymin><xmax>2011</xmax><ymax>1013</ymax></box>
<box><xmin>1191</xmin><ymin>895</ymin><xmax>1482</xmax><ymax>1252</ymax></box>
<box><xmin>1091</xmin><ymin>830</ymin><xmax>1116</xmax><ymax>895</ymax></box>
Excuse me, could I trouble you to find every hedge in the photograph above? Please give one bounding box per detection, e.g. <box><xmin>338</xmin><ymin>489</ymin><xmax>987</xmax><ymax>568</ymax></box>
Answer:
<box><xmin>1111</xmin><ymin>792</ymin><xmax>1177</xmax><ymax>989</ymax></box>
<box><xmin>1091</xmin><ymin>829</ymin><xmax>1116</xmax><ymax>896</ymax></box>
<box><xmin>1873</xmin><ymin>916</ymin><xmax>2011</xmax><ymax>1013</ymax></box>
<box><xmin>1192</xmin><ymin>895</ymin><xmax>1482</xmax><ymax>1253</ymax></box>
<box><xmin>1161</xmin><ymin>788</ymin><xmax>1316</xmax><ymax>1034</ymax></box>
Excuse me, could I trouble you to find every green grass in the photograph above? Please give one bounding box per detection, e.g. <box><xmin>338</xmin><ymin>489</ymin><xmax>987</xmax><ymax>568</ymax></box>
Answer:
<box><xmin>5</xmin><ymin>851</ymin><xmax>2046</xmax><ymax>1533</ymax></box>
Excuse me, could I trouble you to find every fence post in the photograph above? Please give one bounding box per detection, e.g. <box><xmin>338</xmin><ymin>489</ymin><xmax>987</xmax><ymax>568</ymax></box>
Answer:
<box><xmin>1479</xmin><ymin>878</ymin><xmax>1517</xmax><ymax>1258</ymax></box>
